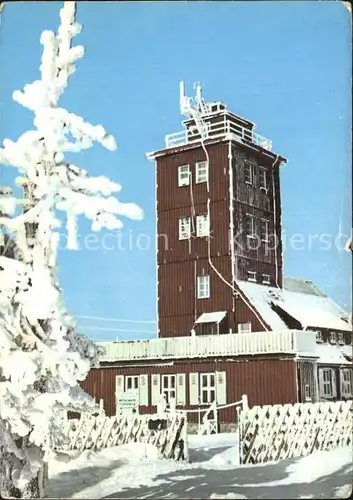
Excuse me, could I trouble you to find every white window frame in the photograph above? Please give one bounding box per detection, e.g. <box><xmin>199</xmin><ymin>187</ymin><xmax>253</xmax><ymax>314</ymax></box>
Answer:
<box><xmin>246</xmin><ymin>214</ymin><xmax>256</xmax><ymax>239</ymax></box>
<box><xmin>197</xmin><ymin>275</ymin><xmax>210</xmax><ymax>299</ymax></box>
<box><xmin>259</xmin><ymin>167</ymin><xmax>267</xmax><ymax>190</ymax></box>
<box><xmin>262</xmin><ymin>274</ymin><xmax>271</xmax><ymax>285</ymax></box>
<box><xmin>260</xmin><ymin>219</ymin><xmax>269</xmax><ymax>242</ymax></box>
<box><xmin>337</xmin><ymin>332</ymin><xmax>344</xmax><ymax>344</ymax></box>
<box><xmin>316</xmin><ymin>331</ymin><xmax>324</xmax><ymax>343</ymax></box>
<box><xmin>247</xmin><ymin>271</ymin><xmax>257</xmax><ymax>282</ymax></box>
<box><xmin>244</xmin><ymin>161</ymin><xmax>254</xmax><ymax>185</ymax></box>
<box><xmin>196</xmin><ymin>213</ymin><xmax>210</xmax><ymax>237</ymax></box>
<box><xmin>162</xmin><ymin>374</ymin><xmax>177</xmax><ymax>403</ymax></box>
<box><xmin>125</xmin><ymin>375</ymin><xmax>139</xmax><ymax>391</ymax></box>
<box><xmin>238</xmin><ymin>322</ymin><xmax>252</xmax><ymax>334</ymax></box>
<box><xmin>195</xmin><ymin>161</ymin><xmax>208</xmax><ymax>184</ymax></box>
<box><xmin>200</xmin><ymin>373</ymin><xmax>216</xmax><ymax>405</ymax></box>
<box><xmin>329</xmin><ymin>332</ymin><xmax>337</xmax><ymax>344</ymax></box>
<box><xmin>179</xmin><ymin>216</ymin><xmax>191</xmax><ymax>240</ymax></box>
<box><xmin>322</xmin><ymin>368</ymin><xmax>333</xmax><ymax>397</ymax></box>
<box><xmin>178</xmin><ymin>164</ymin><xmax>190</xmax><ymax>187</ymax></box>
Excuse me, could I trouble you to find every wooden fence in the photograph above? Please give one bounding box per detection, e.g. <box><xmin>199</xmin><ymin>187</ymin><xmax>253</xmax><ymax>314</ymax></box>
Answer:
<box><xmin>238</xmin><ymin>400</ymin><xmax>353</xmax><ymax>465</ymax></box>
<box><xmin>55</xmin><ymin>407</ymin><xmax>188</xmax><ymax>462</ymax></box>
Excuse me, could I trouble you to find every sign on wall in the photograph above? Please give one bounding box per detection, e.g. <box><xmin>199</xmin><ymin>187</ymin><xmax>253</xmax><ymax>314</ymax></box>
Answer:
<box><xmin>117</xmin><ymin>389</ymin><xmax>140</xmax><ymax>415</ymax></box>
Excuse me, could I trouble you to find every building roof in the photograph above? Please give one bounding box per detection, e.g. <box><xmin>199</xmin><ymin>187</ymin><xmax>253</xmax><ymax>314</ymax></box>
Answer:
<box><xmin>237</xmin><ymin>277</ymin><xmax>351</xmax><ymax>332</ymax></box>
<box><xmin>312</xmin><ymin>343</ymin><xmax>352</xmax><ymax>365</ymax></box>
<box><xmin>195</xmin><ymin>311</ymin><xmax>227</xmax><ymax>324</ymax></box>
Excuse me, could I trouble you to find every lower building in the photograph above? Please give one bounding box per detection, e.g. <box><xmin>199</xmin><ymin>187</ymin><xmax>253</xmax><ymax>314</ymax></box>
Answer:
<box><xmin>81</xmin><ymin>328</ymin><xmax>353</xmax><ymax>432</ymax></box>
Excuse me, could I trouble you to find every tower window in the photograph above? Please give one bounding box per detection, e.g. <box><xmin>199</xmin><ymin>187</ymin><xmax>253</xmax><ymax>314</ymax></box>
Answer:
<box><xmin>196</xmin><ymin>161</ymin><xmax>209</xmax><ymax>184</ymax></box>
<box><xmin>179</xmin><ymin>216</ymin><xmax>191</xmax><ymax>240</ymax></box>
<box><xmin>238</xmin><ymin>322</ymin><xmax>252</xmax><ymax>333</ymax></box>
<box><xmin>196</xmin><ymin>214</ymin><xmax>210</xmax><ymax>237</ymax></box>
<box><xmin>259</xmin><ymin>167</ymin><xmax>267</xmax><ymax>190</ymax></box>
<box><xmin>247</xmin><ymin>271</ymin><xmax>257</xmax><ymax>282</ymax></box>
<box><xmin>260</xmin><ymin>219</ymin><xmax>269</xmax><ymax>242</ymax></box>
<box><xmin>262</xmin><ymin>274</ymin><xmax>271</xmax><ymax>285</ymax></box>
<box><xmin>244</xmin><ymin>161</ymin><xmax>254</xmax><ymax>185</ymax></box>
<box><xmin>197</xmin><ymin>275</ymin><xmax>210</xmax><ymax>299</ymax></box>
<box><xmin>178</xmin><ymin>165</ymin><xmax>190</xmax><ymax>187</ymax></box>
<box><xmin>246</xmin><ymin>214</ymin><xmax>256</xmax><ymax>238</ymax></box>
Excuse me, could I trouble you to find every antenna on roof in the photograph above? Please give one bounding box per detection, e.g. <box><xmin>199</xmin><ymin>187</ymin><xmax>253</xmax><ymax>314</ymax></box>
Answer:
<box><xmin>179</xmin><ymin>80</ymin><xmax>209</xmax><ymax>139</ymax></box>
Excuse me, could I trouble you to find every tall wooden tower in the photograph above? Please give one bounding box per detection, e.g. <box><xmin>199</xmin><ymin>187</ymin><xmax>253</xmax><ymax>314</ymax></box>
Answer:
<box><xmin>148</xmin><ymin>83</ymin><xmax>287</xmax><ymax>338</ymax></box>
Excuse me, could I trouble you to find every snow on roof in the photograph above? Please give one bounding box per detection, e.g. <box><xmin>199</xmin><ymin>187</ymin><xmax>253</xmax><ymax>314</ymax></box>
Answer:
<box><xmin>313</xmin><ymin>343</ymin><xmax>352</xmax><ymax>365</ymax></box>
<box><xmin>195</xmin><ymin>311</ymin><xmax>227</xmax><ymax>324</ymax></box>
<box><xmin>237</xmin><ymin>278</ymin><xmax>351</xmax><ymax>332</ymax></box>
<box><xmin>236</xmin><ymin>281</ymin><xmax>288</xmax><ymax>330</ymax></box>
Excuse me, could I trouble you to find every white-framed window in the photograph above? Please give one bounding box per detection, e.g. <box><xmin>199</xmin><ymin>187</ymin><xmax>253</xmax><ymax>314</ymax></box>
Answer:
<box><xmin>337</xmin><ymin>332</ymin><xmax>344</xmax><ymax>344</ymax></box>
<box><xmin>179</xmin><ymin>216</ymin><xmax>191</xmax><ymax>240</ymax></box>
<box><xmin>246</xmin><ymin>214</ymin><xmax>256</xmax><ymax>238</ymax></box>
<box><xmin>238</xmin><ymin>322</ymin><xmax>252</xmax><ymax>333</ymax></box>
<box><xmin>200</xmin><ymin>373</ymin><xmax>216</xmax><ymax>404</ymax></box>
<box><xmin>247</xmin><ymin>271</ymin><xmax>257</xmax><ymax>282</ymax></box>
<box><xmin>244</xmin><ymin>161</ymin><xmax>254</xmax><ymax>185</ymax></box>
<box><xmin>125</xmin><ymin>375</ymin><xmax>139</xmax><ymax>391</ymax></box>
<box><xmin>262</xmin><ymin>274</ymin><xmax>271</xmax><ymax>285</ymax></box>
<box><xmin>260</xmin><ymin>219</ymin><xmax>269</xmax><ymax>242</ymax></box>
<box><xmin>178</xmin><ymin>164</ymin><xmax>190</xmax><ymax>187</ymax></box>
<box><xmin>196</xmin><ymin>161</ymin><xmax>208</xmax><ymax>184</ymax></box>
<box><xmin>162</xmin><ymin>374</ymin><xmax>176</xmax><ymax>403</ymax></box>
<box><xmin>329</xmin><ymin>332</ymin><xmax>337</xmax><ymax>344</ymax></box>
<box><xmin>316</xmin><ymin>331</ymin><xmax>323</xmax><ymax>343</ymax></box>
<box><xmin>341</xmin><ymin>369</ymin><xmax>352</xmax><ymax>397</ymax></box>
<box><xmin>321</xmin><ymin>368</ymin><xmax>333</xmax><ymax>397</ymax></box>
<box><xmin>259</xmin><ymin>167</ymin><xmax>267</xmax><ymax>190</ymax></box>
<box><xmin>196</xmin><ymin>214</ymin><xmax>210</xmax><ymax>237</ymax></box>
<box><xmin>197</xmin><ymin>275</ymin><xmax>210</xmax><ymax>299</ymax></box>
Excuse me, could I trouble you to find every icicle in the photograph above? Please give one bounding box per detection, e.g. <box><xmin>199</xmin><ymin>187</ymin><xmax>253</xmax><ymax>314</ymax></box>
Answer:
<box><xmin>66</xmin><ymin>212</ymin><xmax>79</xmax><ymax>250</ymax></box>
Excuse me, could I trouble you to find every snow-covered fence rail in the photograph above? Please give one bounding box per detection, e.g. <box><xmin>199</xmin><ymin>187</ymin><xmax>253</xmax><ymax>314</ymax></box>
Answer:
<box><xmin>238</xmin><ymin>400</ymin><xmax>353</xmax><ymax>465</ymax></box>
<box><xmin>55</xmin><ymin>409</ymin><xmax>188</xmax><ymax>462</ymax></box>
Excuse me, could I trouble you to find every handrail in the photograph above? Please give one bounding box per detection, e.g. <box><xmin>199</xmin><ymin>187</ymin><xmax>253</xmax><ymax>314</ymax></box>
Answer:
<box><xmin>97</xmin><ymin>330</ymin><xmax>314</xmax><ymax>363</ymax></box>
<box><xmin>165</xmin><ymin>119</ymin><xmax>272</xmax><ymax>151</ymax></box>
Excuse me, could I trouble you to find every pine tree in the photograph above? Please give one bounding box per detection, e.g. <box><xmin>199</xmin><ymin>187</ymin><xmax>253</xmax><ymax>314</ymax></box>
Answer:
<box><xmin>0</xmin><ymin>2</ymin><xmax>142</xmax><ymax>497</ymax></box>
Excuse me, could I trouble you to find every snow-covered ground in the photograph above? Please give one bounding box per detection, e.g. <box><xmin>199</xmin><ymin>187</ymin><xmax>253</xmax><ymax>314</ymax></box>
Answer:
<box><xmin>47</xmin><ymin>434</ymin><xmax>353</xmax><ymax>499</ymax></box>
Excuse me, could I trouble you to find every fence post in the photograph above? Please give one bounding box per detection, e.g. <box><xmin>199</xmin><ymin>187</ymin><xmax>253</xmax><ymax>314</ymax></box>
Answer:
<box><xmin>242</xmin><ymin>394</ymin><xmax>249</xmax><ymax>411</ymax></box>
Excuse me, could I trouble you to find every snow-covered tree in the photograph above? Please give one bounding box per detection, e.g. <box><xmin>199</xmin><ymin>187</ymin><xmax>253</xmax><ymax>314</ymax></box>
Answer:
<box><xmin>0</xmin><ymin>2</ymin><xmax>143</xmax><ymax>497</ymax></box>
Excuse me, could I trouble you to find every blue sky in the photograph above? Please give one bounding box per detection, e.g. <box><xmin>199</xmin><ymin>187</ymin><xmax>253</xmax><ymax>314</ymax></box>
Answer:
<box><xmin>0</xmin><ymin>1</ymin><xmax>351</xmax><ymax>340</ymax></box>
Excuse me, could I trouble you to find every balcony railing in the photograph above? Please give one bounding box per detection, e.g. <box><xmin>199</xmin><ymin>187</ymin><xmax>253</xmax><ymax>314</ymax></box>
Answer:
<box><xmin>165</xmin><ymin>120</ymin><xmax>272</xmax><ymax>151</ymax></box>
<box><xmin>97</xmin><ymin>330</ymin><xmax>317</xmax><ymax>363</ymax></box>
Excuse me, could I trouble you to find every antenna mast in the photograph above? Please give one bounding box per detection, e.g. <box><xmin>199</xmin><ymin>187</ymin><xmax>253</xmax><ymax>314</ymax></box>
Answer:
<box><xmin>179</xmin><ymin>80</ymin><xmax>210</xmax><ymax>140</ymax></box>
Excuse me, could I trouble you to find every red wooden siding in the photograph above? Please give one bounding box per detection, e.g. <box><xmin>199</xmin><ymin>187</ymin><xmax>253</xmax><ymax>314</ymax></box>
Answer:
<box><xmin>157</xmin><ymin>140</ymin><xmax>233</xmax><ymax>337</ymax></box>
<box><xmin>81</xmin><ymin>356</ymin><xmax>298</xmax><ymax>421</ymax></box>
<box><xmin>155</xmin><ymin>131</ymin><xmax>284</xmax><ymax>338</ymax></box>
<box><xmin>232</xmin><ymin>145</ymin><xmax>283</xmax><ymax>287</ymax></box>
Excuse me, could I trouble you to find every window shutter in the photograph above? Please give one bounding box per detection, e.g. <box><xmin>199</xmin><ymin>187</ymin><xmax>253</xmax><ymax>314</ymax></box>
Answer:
<box><xmin>340</xmin><ymin>370</ymin><xmax>345</xmax><ymax>397</ymax></box>
<box><xmin>176</xmin><ymin>373</ymin><xmax>186</xmax><ymax>406</ymax></box>
<box><xmin>139</xmin><ymin>374</ymin><xmax>148</xmax><ymax>406</ymax></box>
<box><xmin>331</xmin><ymin>369</ymin><xmax>337</xmax><ymax>398</ymax></box>
<box><xmin>216</xmin><ymin>371</ymin><xmax>227</xmax><ymax>405</ymax></box>
<box><xmin>189</xmin><ymin>372</ymin><xmax>199</xmax><ymax>406</ymax></box>
<box><xmin>318</xmin><ymin>369</ymin><xmax>325</xmax><ymax>398</ymax></box>
<box><xmin>151</xmin><ymin>374</ymin><xmax>161</xmax><ymax>406</ymax></box>
<box><xmin>115</xmin><ymin>375</ymin><xmax>124</xmax><ymax>398</ymax></box>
